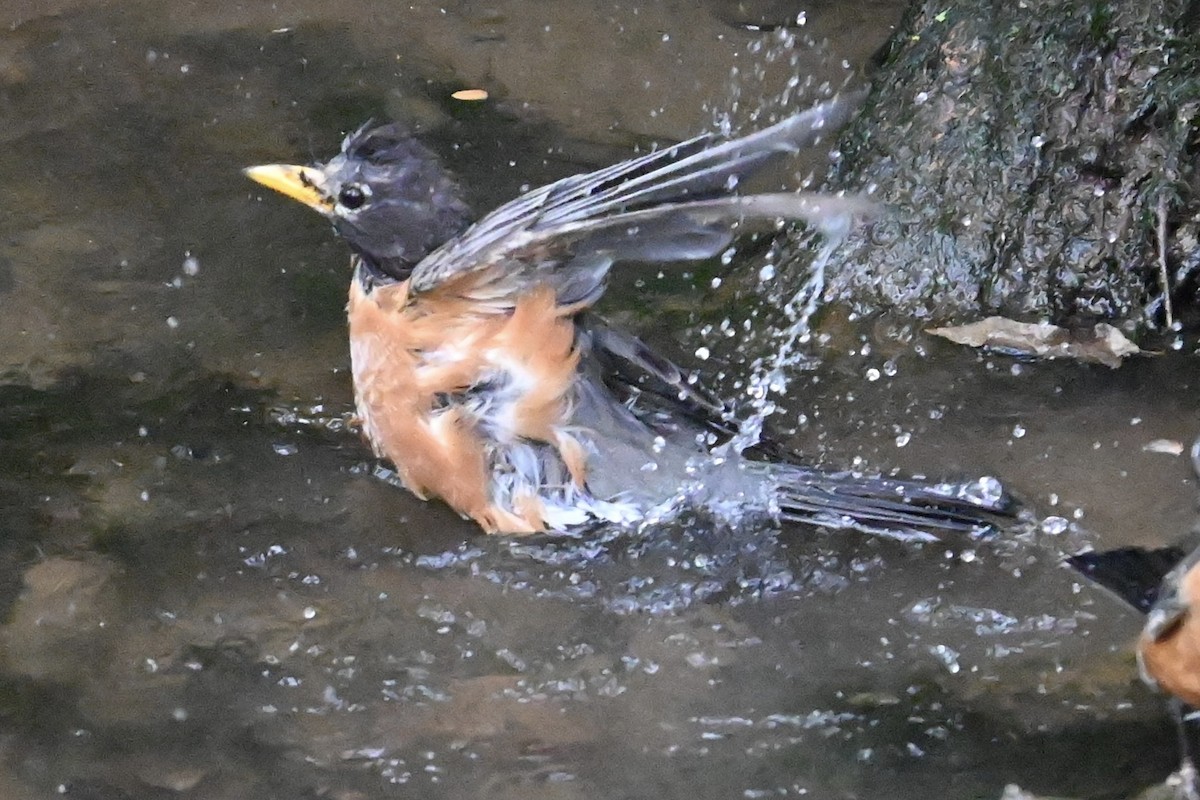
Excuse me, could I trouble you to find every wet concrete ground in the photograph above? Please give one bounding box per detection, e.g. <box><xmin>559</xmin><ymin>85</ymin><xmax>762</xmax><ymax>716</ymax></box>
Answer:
<box><xmin>1</xmin><ymin>2</ymin><xmax>1198</xmax><ymax>798</ymax></box>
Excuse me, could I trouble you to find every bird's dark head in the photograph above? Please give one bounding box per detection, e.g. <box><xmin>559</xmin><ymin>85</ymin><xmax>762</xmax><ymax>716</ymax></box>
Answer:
<box><xmin>245</xmin><ymin>123</ymin><xmax>472</xmax><ymax>280</ymax></box>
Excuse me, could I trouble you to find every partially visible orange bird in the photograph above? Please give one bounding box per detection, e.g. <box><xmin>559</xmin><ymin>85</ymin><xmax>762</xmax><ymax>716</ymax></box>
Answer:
<box><xmin>1070</xmin><ymin>543</ymin><xmax>1200</xmax><ymax>796</ymax></box>
<box><xmin>245</xmin><ymin>92</ymin><xmax>1011</xmax><ymax>535</ymax></box>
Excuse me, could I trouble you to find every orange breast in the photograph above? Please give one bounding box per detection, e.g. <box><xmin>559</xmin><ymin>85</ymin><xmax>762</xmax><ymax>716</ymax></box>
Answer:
<box><xmin>1140</xmin><ymin>623</ymin><xmax>1200</xmax><ymax>706</ymax></box>
<box><xmin>345</xmin><ymin>274</ymin><xmax>587</xmax><ymax>533</ymax></box>
<box><xmin>1140</xmin><ymin>563</ymin><xmax>1200</xmax><ymax>706</ymax></box>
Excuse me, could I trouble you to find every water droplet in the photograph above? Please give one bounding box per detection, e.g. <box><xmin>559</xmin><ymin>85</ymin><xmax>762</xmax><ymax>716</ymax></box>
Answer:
<box><xmin>930</xmin><ymin>644</ymin><xmax>961</xmax><ymax>674</ymax></box>
<box><xmin>496</xmin><ymin>648</ymin><xmax>527</xmax><ymax>672</ymax></box>
<box><xmin>1012</xmin><ymin>424</ymin><xmax>1026</xmax><ymax>438</ymax></box>
<box><xmin>1040</xmin><ymin>516</ymin><xmax>1069</xmax><ymax>535</ymax></box>
<box><xmin>965</xmin><ymin>476</ymin><xmax>1005</xmax><ymax>504</ymax></box>
<box><xmin>865</xmin><ymin>367</ymin><xmax>881</xmax><ymax>382</ymax></box>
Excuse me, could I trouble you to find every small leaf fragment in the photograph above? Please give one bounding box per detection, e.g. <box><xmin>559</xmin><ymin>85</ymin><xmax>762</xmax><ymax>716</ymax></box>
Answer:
<box><xmin>1143</xmin><ymin>439</ymin><xmax>1184</xmax><ymax>456</ymax></box>
<box><xmin>926</xmin><ymin>316</ymin><xmax>1141</xmax><ymax>368</ymax></box>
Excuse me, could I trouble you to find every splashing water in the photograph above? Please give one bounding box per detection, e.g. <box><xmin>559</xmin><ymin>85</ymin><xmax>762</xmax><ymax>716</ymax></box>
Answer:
<box><xmin>705</xmin><ymin>17</ymin><xmax>849</xmax><ymax>135</ymax></box>
<box><xmin>715</xmin><ymin>233</ymin><xmax>848</xmax><ymax>459</ymax></box>
<box><xmin>697</xmin><ymin>20</ymin><xmax>862</xmax><ymax>460</ymax></box>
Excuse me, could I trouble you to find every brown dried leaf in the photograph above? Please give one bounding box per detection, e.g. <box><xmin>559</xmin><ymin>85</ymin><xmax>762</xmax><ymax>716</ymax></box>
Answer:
<box><xmin>926</xmin><ymin>316</ymin><xmax>1140</xmax><ymax>368</ymax></box>
<box><xmin>1143</xmin><ymin>439</ymin><xmax>1184</xmax><ymax>456</ymax></box>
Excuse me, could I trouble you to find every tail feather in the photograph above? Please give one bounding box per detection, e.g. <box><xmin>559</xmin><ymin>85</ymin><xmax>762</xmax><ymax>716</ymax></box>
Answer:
<box><xmin>1066</xmin><ymin>547</ymin><xmax>1187</xmax><ymax>613</ymax></box>
<box><xmin>769</xmin><ymin>465</ymin><xmax>1015</xmax><ymax>540</ymax></box>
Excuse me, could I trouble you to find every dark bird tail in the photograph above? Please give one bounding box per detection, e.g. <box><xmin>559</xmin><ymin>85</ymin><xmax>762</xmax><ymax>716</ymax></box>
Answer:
<box><xmin>1065</xmin><ymin>546</ymin><xmax>1187</xmax><ymax>613</ymax></box>
<box><xmin>767</xmin><ymin>464</ymin><xmax>1016</xmax><ymax>541</ymax></box>
<box><xmin>579</xmin><ymin>316</ymin><xmax>1017</xmax><ymax>541</ymax></box>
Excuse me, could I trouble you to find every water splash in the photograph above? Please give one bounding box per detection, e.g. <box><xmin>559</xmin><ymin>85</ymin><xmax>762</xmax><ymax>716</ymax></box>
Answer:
<box><xmin>707</xmin><ymin>17</ymin><xmax>849</xmax><ymax>135</ymax></box>
<box><xmin>695</xmin><ymin>19</ymin><xmax>863</xmax><ymax>460</ymax></box>
<box><xmin>269</xmin><ymin>402</ymin><xmax>354</xmax><ymax>433</ymax></box>
<box><xmin>714</xmin><ymin>234</ymin><xmax>846</xmax><ymax>458</ymax></box>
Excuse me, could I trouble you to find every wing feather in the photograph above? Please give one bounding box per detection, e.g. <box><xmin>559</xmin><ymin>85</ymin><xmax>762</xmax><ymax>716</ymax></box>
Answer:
<box><xmin>409</xmin><ymin>91</ymin><xmax>871</xmax><ymax>305</ymax></box>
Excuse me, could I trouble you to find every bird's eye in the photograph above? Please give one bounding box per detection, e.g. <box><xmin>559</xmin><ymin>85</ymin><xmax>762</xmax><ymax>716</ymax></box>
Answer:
<box><xmin>338</xmin><ymin>184</ymin><xmax>367</xmax><ymax>210</ymax></box>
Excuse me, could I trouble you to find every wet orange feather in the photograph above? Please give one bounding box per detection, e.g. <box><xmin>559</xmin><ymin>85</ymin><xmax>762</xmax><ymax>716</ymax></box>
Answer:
<box><xmin>1140</xmin><ymin>564</ymin><xmax>1200</xmax><ymax>706</ymax></box>
<box><xmin>345</xmin><ymin>272</ymin><xmax>587</xmax><ymax>533</ymax></box>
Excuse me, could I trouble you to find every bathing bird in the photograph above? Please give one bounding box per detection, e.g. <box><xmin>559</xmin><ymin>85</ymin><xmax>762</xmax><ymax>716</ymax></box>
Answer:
<box><xmin>245</xmin><ymin>92</ymin><xmax>1011</xmax><ymax>535</ymax></box>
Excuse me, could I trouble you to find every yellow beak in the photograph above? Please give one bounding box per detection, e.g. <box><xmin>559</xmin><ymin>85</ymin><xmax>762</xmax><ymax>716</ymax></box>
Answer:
<box><xmin>243</xmin><ymin>164</ymin><xmax>333</xmax><ymax>213</ymax></box>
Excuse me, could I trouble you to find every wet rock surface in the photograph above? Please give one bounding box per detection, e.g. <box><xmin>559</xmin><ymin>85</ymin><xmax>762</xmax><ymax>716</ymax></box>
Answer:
<box><xmin>829</xmin><ymin>0</ymin><xmax>1200</xmax><ymax>328</ymax></box>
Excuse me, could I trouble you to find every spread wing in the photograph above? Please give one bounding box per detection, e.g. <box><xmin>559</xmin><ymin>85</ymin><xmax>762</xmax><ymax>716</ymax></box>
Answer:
<box><xmin>577</xmin><ymin>311</ymin><xmax>731</xmax><ymax>430</ymax></box>
<box><xmin>408</xmin><ymin>91</ymin><xmax>872</xmax><ymax>307</ymax></box>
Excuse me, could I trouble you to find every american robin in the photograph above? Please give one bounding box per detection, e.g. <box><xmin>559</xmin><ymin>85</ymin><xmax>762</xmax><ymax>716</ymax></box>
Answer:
<box><xmin>245</xmin><ymin>92</ymin><xmax>1012</xmax><ymax>535</ymax></box>
<box><xmin>1069</xmin><ymin>544</ymin><xmax>1200</xmax><ymax>702</ymax></box>
<box><xmin>1069</xmin><ymin>544</ymin><xmax>1200</xmax><ymax>797</ymax></box>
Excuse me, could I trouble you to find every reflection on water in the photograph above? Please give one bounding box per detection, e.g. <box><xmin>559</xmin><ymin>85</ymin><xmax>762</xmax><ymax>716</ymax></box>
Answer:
<box><xmin>1</xmin><ymin>2</ymin><xmax>1197</xmax><ymax>798</ymax></box>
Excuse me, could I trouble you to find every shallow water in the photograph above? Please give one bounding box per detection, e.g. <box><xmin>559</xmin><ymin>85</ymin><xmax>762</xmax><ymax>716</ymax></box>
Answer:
<box><xmin>1</xmin><ymin>2</ymin><xmax>1197</xmax><ymax>798</ymax></box>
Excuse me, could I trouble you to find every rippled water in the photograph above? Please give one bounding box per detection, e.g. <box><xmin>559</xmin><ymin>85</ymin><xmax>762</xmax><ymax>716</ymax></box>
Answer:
<box><xmin>1</xmin><ymin>2</ymin><xmax>1197</xmax><ymax>798</ymax></box>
